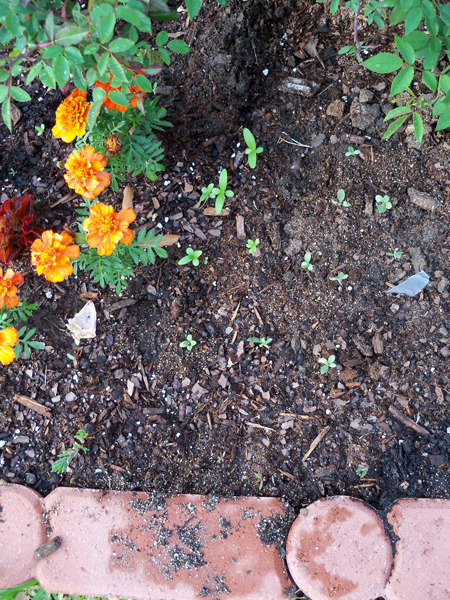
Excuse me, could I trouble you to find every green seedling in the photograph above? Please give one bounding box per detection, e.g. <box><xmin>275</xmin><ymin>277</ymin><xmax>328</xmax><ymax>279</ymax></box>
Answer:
<box><xmin>35</xmin><ymin>124</ymin><xmax>45</xmax><ymax>136</ymax></box>
<box><xmin>330</xmin><ymin>271</ymin><xmax>348</xmax><ymax>283</ymax></box>
<box><xmin>210</xmin><ymin>168</ymin><xmax>234</xmax><ymax>214</ymax></box>
<box><xmin>375</xmin><ymin>194</ymin><xmax>392</xmax><ymax>214</ymax></box>
<box><xmin>180</xmin><ymin>334</ymin><xmax>197</xmax><ymax>351</ymax></box>
<box><xmin>243</xmin><ymin>127</ymin><xmax>263</xmax><ymax>169</ymax></box>
<box><xmin>51</xmin><ymin>429</ymin><xmax>88</xmax><ymax>474</ymax></box>
<box><xmin>200</xmin><ymin>182</ymin><xmax>214</xmax><ymax>202</ymax></box>
<box><xmin>387</xmin><ymin>248</ymin><xmax>403</xmax><ymax>259</ymax></box>
<box><xmin>301</xmin><ymin>252</ymin><xmax>313</xmax><ymax>271</ymax></box>
<box><xmin>247</xmin><ymin>336</ymin><xmax>272</xmax><ymax>349</ymax></box>
<box><xmin>9</xmin><ymin>168</ymin><xmax>16</xmax><ymax>176</ymax></box>
<box><xmin>255</xmin><ymin>472</ymin><xmax>264</xmax><ymax>490</ymax></box>
<box><xmin>204</xmin><ymin>256</ymin><xmax>209</xmax><ymax>265</ymax></box>
<box><xmin>178</xmin><ymin>247</ymin><xmax>203</xmax><ymax>267</ymax></box>
<box><xmin>14</xmin><ymin>326</ymin><xmax>45</xmax><ymax>359</ymax></box>
<box><xmin>246</xmin><ymin>238</ymin><xmax>260</xmax><ymax>254</ymax></box>
<box><xmin>356</xmin><ymin>461</ymin><xmax>369</xmax><ymax>478</ymax></box>
<box><xmin>318</xmin><ymin>354</ymin><xmax>336</xmax><ymax>374</ymax></box>
<box><xmin>345</xmin><ymin>146</ymin><xmax>361</xmax><ymax>156</ymax></box>
<box><xmin>331</xmin><ymin>189</ymin><xmax>350</xmax><ymax>207</ymax></box>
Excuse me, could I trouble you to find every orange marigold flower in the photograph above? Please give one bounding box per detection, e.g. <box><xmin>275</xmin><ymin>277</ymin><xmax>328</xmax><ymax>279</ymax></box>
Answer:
<box><xmin>83</xmin><ymin>202</ymin><xmax>136</xmax><ymax>256</ymax></box>
<box><xmin>31</xmin><ymin>231</ymin><xmax>80</xmax><ymax>283</ymax></box>
<box><xmin>0</xmin><ymin>327</ymin><xmax>18</xmax><ymax>365</ymax></box>
<box><xmin>0</xmin><ymin>268</ymin><xmax>24</xmax><ymax>309</ymax></box>
<box><xmin>64</xmin><ymin>146</ymin><xmax>111</xmax><ymax>200</ymax></box>
<box><xmin>52</xmin><ymin>89</ymin><xmax>91</xmax><ymax>143</ymax></box>
<box><xmin>94</xmin><ymin>70</ymin><xmax>147</xmax><ymax>112</ymax></box>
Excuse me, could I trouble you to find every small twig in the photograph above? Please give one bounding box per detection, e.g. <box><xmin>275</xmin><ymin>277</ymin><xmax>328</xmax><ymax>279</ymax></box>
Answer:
<box><xmin>389</xmin><ymin>405</ymin><xmax>430</xmax><ymax>437</ymax></box>
<box><xmin>302</xmin><ymin>426</ymin><xmax>330</xmax><ymax>462</ymax></box>
<box><xmin>250</xmin><ymin>39</ymin><xmax>259</xmax><ymax>66</ymax></box>
<box><xmin>279</xmin><ymin>132</ymin><xmax>312</xmax><ymax>148</ymax></box>
<box><xmin>245</xmin><ymin>422</ymin><xmax>276</xmax><ymax>433</ymax></box>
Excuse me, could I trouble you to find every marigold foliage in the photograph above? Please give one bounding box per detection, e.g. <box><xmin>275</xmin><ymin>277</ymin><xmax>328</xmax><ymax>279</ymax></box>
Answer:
<box><xmin>0</xmin><ymin>268</ymin><xmax>24</xmax><ymax>309</ymax></box>
<box><xmin>0</xmin><ymin>327</ymin><xmax>18</xmax><ymax>365</ymax></box>
<box><xmin>31</xmin><ymin>231</ymin><xmax>80</xmax><ymax>283</ymax></box>
<box><xmin>83</xmin><ymin>202</ymin><xmax>136</xmax><ymax>256</ymax></box>
<box><xmin>64</xmin><ymin>146</ymin><xmax>111</xmax><ymax>200</ymax></box>
<box><xmin>52</xmin><ymin>89</ymin><xmax>91</xmax><ymax>143</ymax></box>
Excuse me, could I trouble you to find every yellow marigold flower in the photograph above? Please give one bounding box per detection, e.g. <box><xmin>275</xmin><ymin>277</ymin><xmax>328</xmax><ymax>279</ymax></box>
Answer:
<box><xmin>83</xmin><ymin>202</ymin><xmax>136</xmax><ymax>256</ymax></box>
<box><xmin>64</xmin><ymin>146</ymin><xmax>111</xmax><ymax>200</ymax></box>
<box><xmin>0</xmin><ymin>327</ymin><xmax>18</xmax><ymax>366</ymax></box>
<box><xmin>31</xmin><ymin>231</ymin><xmax>80</xmax><ymax>283</ymax></box>
<box><xmin>52</xmin><ymin>89</ymin><xmax>91</xmax><ymax>143</ymax></box>
<box><xmin>0</xmin><ymin>268</ymin><xmax>24</xmax><ymax>309</ymax></box>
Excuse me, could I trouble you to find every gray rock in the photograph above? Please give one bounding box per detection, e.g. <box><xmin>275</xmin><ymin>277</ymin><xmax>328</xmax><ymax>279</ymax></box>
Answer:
<box><xmin>25</xmin><ymin>473</ymin><xmax>36</xmax><ymax>485</ymax></box>
<box><xmin>12</xmin><ymin>435</ymin><xmax>29</xmax><ymax>444</ymax></box>
<box><xmin>65</xmin><ymin>392</ymin><xmax>76</xmax><ymax>402</ymax></box>
<box><xmin>278</xmin><ymin>77</ymin><xmax>319</xmax><ymax>97</ymax></box>
<box><xmin>438</xmin><ymin>278</ymin><xmax>449</xmax><ymax>293</ymax></box>
<box><xmin>359</xmin><ymin>89</ymin><xmax>374</xmax><ymax>103</ymax></box>
<box><xmin>409</xmin><ymin>247</ymin><xmax>427</xmax><ymax>272</ymax></box>
<box><xmin>326</xmin><ymin>100</ymin><xmax>345</xmax><ymax>118</ymax></box>
<box><xmin>407</xmin><ymin>188</ymin><xmax>440</xmax><ymax>211</ymax></box>
<box><xmin>350</xmin><ymin>99</ymin><xmax>381</xmax><ymax>130</ymax></box>
<box><xmin>311</xmin><ymin>133</ymin><xmax>326</xmax><ymax>148</ymax></box>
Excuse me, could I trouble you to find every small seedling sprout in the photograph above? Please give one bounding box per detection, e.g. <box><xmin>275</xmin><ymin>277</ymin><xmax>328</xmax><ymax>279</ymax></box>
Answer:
<box><xmin>318</xmin><ymin>355</ymin><xmax>336</xmax><ymax>374</ymax></box>
<box><xmin>375</xmin><ymin>194</ymin><xmax>392</xmax><ymax>214</ymax></box>
<box><xmin>356</xmin><ymin>462</ymin><xmax>369</xmax><ymax>478</ymax></box>
<box><xmin>180</xmin><ymin>334</ymin><xmax>197</xmax><ymax>351</ymax></box>
<box><xmin>246</xmin><ymin>239</ymin><xmax>260</xmax><ymax>254</ymax></box>
<box><xmin>178</xmin><ymin>247</ymin><xmax>203</xmax><ymax>267</ymax></box>
<box><xmin>35</xmin><ymin>124</ymin><xmax>45</xmax><ymax>136</ymax></box>
<box><xmin>301</xmin><ymin>252</ymin><xmax>313</xmax><ymax>271</ymax></box>
<box><xmin>51</xmin><ymin>429</ymin><xmax>88</xmax><ymax>474</ymax></box>
<box><xmin>330</xmin><ymin>271</ymin><xmax>348</xmax><ymax>283</ymax></box>
<box><xmin>247</xmin><ymin>336</ymin><xmax>272</xmax><ymax>349</ymax></box>
<box><xmin>200</xmin><ymin>182</ymin><xmax>214</xmax><ymax>202</ymax></box>
<box><xmin>243</xmin><ymin>128</ymin><xmax>263</xmax><ymax>169</ymax></box>
<box><xmin>210</xmin><ymin>168</ymin><xmax>234</xmax><ymax>214</ymax></box>
<box><xmin>331</xmin><ymin>188</ymin><xmax>351</xmax><ymax>207</ymax></box>
<box><xmin>345</xmin><ymin>146</ymin><xmax>361</xmax><ymax>156</ymax></box>
<box><xmin>387</xmin><ymin>248</ymin><xmax>404</xmax><ymax>259</ymax></box>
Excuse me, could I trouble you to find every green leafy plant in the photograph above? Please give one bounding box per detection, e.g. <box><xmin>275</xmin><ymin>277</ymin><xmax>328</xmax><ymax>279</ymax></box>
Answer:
<box><xmin>180</xmin><ymin>334</ymin><xmax>197</xmax><ymax>351</ymax></box>
<box><xmin>0</xmin><ymin>0</ymin><xmax>222</xmax><ymax>130</ymax></box>
<box><xmin>375</xmin><ymin>194</ymin><xmax>392</xmax><ymax>214</ymax></box>
<box><xmin>301</xmin><ymin>252</ymin><xmax>313</xmax><ymax>271</ymax></box>
<box><xmin>345</xmin><ymin>146</ymin><xmax>361</xmax><ymax>156</ymax></box>
<box><xmin>51</xmin><ymin>429</ymin><xmax>88</xmax><ymax>474</ymax></box>
<box><xmin>318</xmin><ymin>354</ymin><xmax>336</xmax><ymax>374</ymax></box>
<box><xmin>210</xmin><ymin>169</ymin><xmax>234</xmax><ymax>215</ymax></box>
<box><xmin>330</xmin><ymin>271</ymin><xmax>348</xmax><ymax>283</ymax></box>
<box><xmin>200</xmin><ymin>182</ymin><xmax>214</xmax><ymax>202</ymax></box>
<box><xmin>247</xmin><ymin>336</ymin><xmax>272</xmax><ymax>349</ymax></box>
<box><xmin>387</xmin><ymin>248</ymin><xmax>404</xmax><ymax>259</ymax></box>
<box><xmin>0</xmin><ymin>298</ymin><xmax>39</xmax><ymax>328</ymax></box>
<box><xmin>178</xmin><ymin>247</ymin><xmax>203</xmax><ymax>267</ymax></box>
<box><xmin>356</xmin><ymin>461</ymin><xmax>369</xmax><ymax>478</ymax></box>
<box><xmin>331</xmin><ymin>189</ymin><xmax>351</xmax><ymax>207</ymax></box>
<box><xmin>0</xmin><ymin>579</ymin><xmax>123</xmax><ymax>600</ymax></box>
<box><xmin>325</xmin><ymin>0</ymin><xmax>450</xmax><ymax>142</ymax></box>
<box><xmin>246</xmin><ymin>238</ymin><xmax>260</xmax><ymax>254</ymax></box>
<box><xmin>14</xmin><ymin>326</ymin><xmax>45</xmax><ymax>359</ymax></box>
<box><xmin>242</xmin><ymin>127</ymin><xmax>263</xmax><ymax>169</ymax></box>
<box><xmin>35</xmin><ymin>124</ymin><xmax>45</xmax><ymax>136</ymax></box>
<box><xmin>255</xmin><ymin>472</ymin><xmax>264</xmax><ymax>490</ymax></box>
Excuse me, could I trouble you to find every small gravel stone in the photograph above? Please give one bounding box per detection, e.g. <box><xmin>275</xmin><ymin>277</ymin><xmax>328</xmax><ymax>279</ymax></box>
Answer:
<box><xmin>12</xmin><ymin>435</ymin><xmax>29</xmax><ymax>444</ymax></box>
<box><xmin>25</xmin><ymin>473</ymin><xmax>36</xmax><ymax>485</ymax></box>
<box><xmin>65</xmin><ymin>392</ymin><xmax>76</xmax><ymax>402</ymax></box>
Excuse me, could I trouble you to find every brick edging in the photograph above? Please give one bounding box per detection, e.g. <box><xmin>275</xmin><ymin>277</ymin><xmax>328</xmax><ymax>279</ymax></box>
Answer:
<box><xmin>1</xmin><ymin>485</ymin><xmax>449</xmax><ymax>600</ymax></box>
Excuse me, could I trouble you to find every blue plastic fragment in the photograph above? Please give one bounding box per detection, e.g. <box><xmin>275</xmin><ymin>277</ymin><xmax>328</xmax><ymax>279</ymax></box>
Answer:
<box><xmin>386</xmin><ymin>270</ymin><xmax>430</xmax><ymax>297</ymax></box>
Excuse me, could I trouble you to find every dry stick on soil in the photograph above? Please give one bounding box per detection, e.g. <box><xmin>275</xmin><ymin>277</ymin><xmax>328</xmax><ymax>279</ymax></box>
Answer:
<box><xmin>14</xmin><ymin>394</ymin><xmax>51</xmax><ymax>418</ymax></box>
<box><xmin>245</xmin><ymin>422</ymin><xmax>276</xmax><ymax>433</ymax></box>
<box><xmin>302</xmin><ymin>426</ymin><xmax>331</xmax><ymax>462</ymax></box>
<box><xmin>388</xmin><ymin>405</ymin><xmax>430</xmax><ymax>437</ymax></box>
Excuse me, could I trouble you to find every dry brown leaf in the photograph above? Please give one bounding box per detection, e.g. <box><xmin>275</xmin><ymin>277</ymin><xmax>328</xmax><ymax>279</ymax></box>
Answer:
<box><xmin>122</xmin><ymin>185</ymin><xmax>134</xmax><ymax>210</ymax></box>
<box><xmin>372</xmin><ymin>331</ymin><xmax>383</xmax><ymax>354</ymax></box>
<box><xmin>435</xmin><ymin>385</ymin><xmax>444</xmax><ymax>404</ymax></box>
<box><xmin>156</xmin><ymin>234</ymin><xmax>180</xmax><ymax>247</ymax></box>
<box><xmin>14</xmin><ymin>394</ymin><xmax>51</xmax><ymax>418</ymax></box>
<box><xmin>203</xmin><ymin>207</ymin><xmax>230</xmax><ymax>216</ymax></box>
<box><xmin>80</xmin><ymin>291</ymin><xmax>98</xmax><ymax>301</ymax></box>
<box><xmin>183</xmin><ymin>181</ymin><xmax>194</xmax><ymax>194</ymax></box>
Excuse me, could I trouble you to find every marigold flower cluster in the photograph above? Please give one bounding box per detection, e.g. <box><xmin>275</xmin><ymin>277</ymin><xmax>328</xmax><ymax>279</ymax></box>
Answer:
<box><xmin>94</xmin><ymin>70</ymin><xmax>147</xmax><ymax>112</ymax></box>
<box><xmin>83</xmin><ymin>202</ymin><xmax>136</xmax><ymax>256</ymax></box>
<box><xmin>64</xmin><ymin>146</ymin><xmax>111</xmax><ymax>200</ymax></box>
<box><xmin>31</xmin><ymin>231</ymin><xmax>80</xmax><ymax>283</ymax></box>
<box><xmin>0</xmin><ymin>268</ymin><xmax>24</xmax><ymax>309</ymax></box>
<box><xmin>0</xmin><ymin>327</ymin><xmax>18</xmax><ymax>365</ymax></box>
<box><xmin>52</xmin><ymin>89</ymin><xmax>91</xmax><ymax>143</ymax></box>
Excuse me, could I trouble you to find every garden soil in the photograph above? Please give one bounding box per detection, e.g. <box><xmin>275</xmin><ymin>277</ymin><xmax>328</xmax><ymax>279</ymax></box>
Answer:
<box><xmin>1</xmin><ymin>0</ymin><xmax>450</xmax><ymax>517</ymax></box>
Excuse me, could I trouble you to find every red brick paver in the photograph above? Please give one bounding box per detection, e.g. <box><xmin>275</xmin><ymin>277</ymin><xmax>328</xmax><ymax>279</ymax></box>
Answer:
<box><xmin>6</xmin><ymin>486</ymin><xmax>293</xmax><ymax>600</ymax></box>
<box><xmin>286</xmin><ymin>496</ymin><xmax>392</xmax><ymax>600</ymax></box>
<box><xmin>0</xmin><ymin>485</ymin><xmax>46</xmax><ymax>588</ymax></box>
<box><xmin>3</xmin><ymin>484</ymin><xmax>450</xmax><ymax>600</ymax></box>
<box><xmin>384</xmin><ymin>499</ymin><xmax>450</xmax><ymax>600</ymax></box>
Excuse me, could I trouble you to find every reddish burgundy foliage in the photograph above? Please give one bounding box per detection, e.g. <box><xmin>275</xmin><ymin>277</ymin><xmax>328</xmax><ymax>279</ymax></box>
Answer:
<box><xmin>0</xmin><ymin>194</ymin><xmax>43</xmax><ymax>265</ymax></box>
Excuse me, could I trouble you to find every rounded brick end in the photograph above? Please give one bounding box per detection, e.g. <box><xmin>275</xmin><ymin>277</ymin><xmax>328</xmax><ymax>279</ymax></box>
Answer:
<box><xmin>0</xmin><ymin>484</ymin><xmax>46</xmax><ymax>587</ymax></box>
<box><xmin>286</xmin><ymin>496</ymin><xmax>392</xmax><ymax>600</ymax></box>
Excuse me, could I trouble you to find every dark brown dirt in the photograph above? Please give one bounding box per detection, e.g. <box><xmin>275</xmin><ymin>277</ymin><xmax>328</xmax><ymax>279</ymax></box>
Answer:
<box><xmin>1</xmin><ymin>0</ymin><xmax>450</xmax><ymax>516</ymax></box>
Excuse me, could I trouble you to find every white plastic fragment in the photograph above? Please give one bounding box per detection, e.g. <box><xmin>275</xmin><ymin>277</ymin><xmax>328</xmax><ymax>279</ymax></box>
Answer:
<box><xmin>386</xmin><ymin>271</ymin><xmax>430</xmax><ymax>297</ymax></box>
